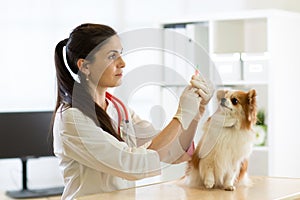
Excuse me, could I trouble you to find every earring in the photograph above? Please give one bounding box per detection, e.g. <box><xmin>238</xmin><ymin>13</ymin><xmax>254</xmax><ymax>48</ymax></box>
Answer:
<box><xmin>86</xmin><ymin>76</ymin><xmax>89</xmax><ymax>81</ymax></box>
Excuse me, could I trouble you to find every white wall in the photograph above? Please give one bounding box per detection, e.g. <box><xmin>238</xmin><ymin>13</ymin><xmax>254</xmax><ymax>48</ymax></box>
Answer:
<box><xmin>117</xmin><ymin>0</ymin><xmax>300</xmax><ymax>31</ymax></box>
<box><xmin>0</xmin><ymin>0</ymin><xmax>121</xmax><ymax>190</ymax></box>
<box><xmin>1</xmin><ymin>0</ymin><xmax>300</xmax><ymax>191</ymax></box>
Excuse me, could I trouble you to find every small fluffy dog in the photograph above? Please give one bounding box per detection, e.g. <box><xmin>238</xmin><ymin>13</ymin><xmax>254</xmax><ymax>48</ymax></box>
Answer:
<box><xmin>187</xmin><ymin>89</ymin><xmax>257</xmax><ymax>191</ymax></box>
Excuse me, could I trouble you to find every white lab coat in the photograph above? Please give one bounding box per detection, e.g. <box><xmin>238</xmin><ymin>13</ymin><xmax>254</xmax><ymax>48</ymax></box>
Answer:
<box><xmin>53</xmin><ymin>100</ymin><xmax>186</xmax><ymax>200</ymax></box>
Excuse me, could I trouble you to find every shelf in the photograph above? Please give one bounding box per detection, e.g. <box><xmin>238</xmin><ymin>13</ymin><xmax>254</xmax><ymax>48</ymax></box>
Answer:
<box><xmin>160</xmin><ymin>84</ymin><xmax>186</xmax><ymax>88</ymax></box>
<box><xmin>212</xmin><ymin>18</ymin><xmax>268</xmax><ymax>53</ymax></box>
<box><xmin>253</xmin><ymin>146</ymin><xmax>269</xmax><ymax>152</ymax></box>
<box><xmin>217</xmin><ymin>81</ymin><xmax>268</xmax><ymax>87</ymax></box>
<box><xmin>162</xmin><ymin>10</ymin><xmax>300</xmax><ymax>177</ymax></box>
<box><xmin>160</xmin><ymin>82</ymin><xmax>268</xmax><ymax>88</ymax></box>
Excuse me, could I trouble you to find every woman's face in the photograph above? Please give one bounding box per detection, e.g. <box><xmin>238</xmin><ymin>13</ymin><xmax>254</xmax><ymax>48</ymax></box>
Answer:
<box><xmin>87</xmin><ymin>35</ymin><xmax>125</xmax><ymax>90</ymax></box>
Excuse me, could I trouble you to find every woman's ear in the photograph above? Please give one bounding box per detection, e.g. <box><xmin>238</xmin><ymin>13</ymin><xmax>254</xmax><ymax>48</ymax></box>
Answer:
<box><xmin>77</xmin><ymin>58</ymin><xmax>90</xmax><ymax>76</ymax></box>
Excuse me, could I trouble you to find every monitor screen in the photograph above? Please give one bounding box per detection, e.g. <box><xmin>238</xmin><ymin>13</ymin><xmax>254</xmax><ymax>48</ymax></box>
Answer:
<box><xmin>0</xmin><ymin>111</ymin><xmax>54</xmax><ymax>159</ymax></box>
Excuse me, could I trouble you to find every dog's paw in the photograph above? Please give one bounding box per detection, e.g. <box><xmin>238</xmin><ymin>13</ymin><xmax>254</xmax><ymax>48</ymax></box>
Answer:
<box><xmin>204</xmin><ymin>179</ymin><xmax>215</xmax><ymax>189</ymax></box>
<box><xmin>224</xmin><ymin>185</ymin><xmax>236</xmax><ymax>191</ymax></box>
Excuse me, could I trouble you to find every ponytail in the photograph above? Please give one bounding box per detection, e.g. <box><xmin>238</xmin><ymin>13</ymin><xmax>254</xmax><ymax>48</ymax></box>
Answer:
<box><xmin>54</xmin><ymin>38</ymin><xmax>75</xmax><ymax>109</ymax></box>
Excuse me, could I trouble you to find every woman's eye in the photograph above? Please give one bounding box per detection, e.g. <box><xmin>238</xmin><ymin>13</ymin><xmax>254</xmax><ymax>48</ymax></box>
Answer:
<box><xmin>231</xmin><ymin>98</ymin><xmax>239</xmax><ymax>105</ymax></box>
<box><xmin>108</xmin><ymin>53</ymin><xmax>117</xmax><ymax>60</ymax></box>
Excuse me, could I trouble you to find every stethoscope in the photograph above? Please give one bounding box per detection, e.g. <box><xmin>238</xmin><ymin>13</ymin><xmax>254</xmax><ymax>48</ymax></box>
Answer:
<box><xmin>106</xmin><ymin>92</ymin><xmax>195</xmax><ymax>154</ymax></box>
<box><xmin>105</xmin><ymin>92</ymin><xmax>129</xmax><ymax>136</ymax></box>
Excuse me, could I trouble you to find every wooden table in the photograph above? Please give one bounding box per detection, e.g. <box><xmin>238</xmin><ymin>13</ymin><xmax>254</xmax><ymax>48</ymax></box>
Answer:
<box><xmin>2</xmin><ymin>177</ymin><xmax>300</xmax><ymax>200</ymax></box>
<box><xmin>76</xmin><ymin>177</ymin><xmax>300</xmax><ymax>200</ymax></box>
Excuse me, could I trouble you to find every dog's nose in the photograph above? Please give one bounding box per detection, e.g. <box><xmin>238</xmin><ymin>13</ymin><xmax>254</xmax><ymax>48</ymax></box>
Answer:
<box><xmin>221</xmin><ymin>98</ymin><xmax>227</xmax><ymax>105</ymax></box>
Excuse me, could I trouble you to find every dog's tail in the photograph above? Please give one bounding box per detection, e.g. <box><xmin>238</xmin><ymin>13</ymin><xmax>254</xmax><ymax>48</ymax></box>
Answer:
<box><xmin>236</xmin><ymin>159</ymin><xmax>253</xmax><ymax>186</ymax></box>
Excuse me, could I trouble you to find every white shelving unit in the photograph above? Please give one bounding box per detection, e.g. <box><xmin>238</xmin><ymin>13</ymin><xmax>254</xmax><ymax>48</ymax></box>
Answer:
<box><xmin>161</xmin><ymin>9</ymin><xmax>300</xmax><ymax>178</ymax></box>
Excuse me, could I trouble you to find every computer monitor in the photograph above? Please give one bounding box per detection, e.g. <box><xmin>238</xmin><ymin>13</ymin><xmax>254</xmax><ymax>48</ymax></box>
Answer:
<box><xmin>0</xmin><ymin>111</ymin><xmax>64</xmax><ymax>198</ymax></box>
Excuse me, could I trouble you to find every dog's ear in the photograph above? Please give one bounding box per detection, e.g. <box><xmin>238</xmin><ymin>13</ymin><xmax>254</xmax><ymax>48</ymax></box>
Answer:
<box><xmin>217</xmin><ymin>90</ymin><xmax>226</xmax><ymax>101</ymax></box>
<box><xmin>248</xmin><ymin>89</ymin><xmax>256</xmax><ymax>104</ymax></box>
<box><xmin>247</xmin><ymin>89</ymin><xmax>257</xmax><ymax>124</ymax></box>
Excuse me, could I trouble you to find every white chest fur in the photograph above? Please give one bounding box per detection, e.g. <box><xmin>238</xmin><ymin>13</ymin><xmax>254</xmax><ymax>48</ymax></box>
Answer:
<box><xmin>188</xmin><ymin>127</ymin><xmax>255</xmax><ymax>190</ymax></box>
<box><xmin>210</xmin><ymin>128</ymin><xmax>254</xmax><ymax>163</ymax></box>
<box><xmin>201</xmin><ymin>127</ymin><xmax>254</xmax><ymax>188</ymax></box>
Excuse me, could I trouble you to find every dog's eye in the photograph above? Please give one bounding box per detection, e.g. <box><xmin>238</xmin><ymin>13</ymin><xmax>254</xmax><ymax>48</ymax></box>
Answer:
<box><xmin>231</xmin><ymin>98</ymin><xmax>239</xmax><ymax>105</ymax></box>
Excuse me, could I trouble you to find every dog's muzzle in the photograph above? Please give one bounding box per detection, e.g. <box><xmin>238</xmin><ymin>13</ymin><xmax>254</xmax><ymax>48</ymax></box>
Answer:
<box><xmin>220</xmin><ymin>98</ymin><xmax>232</xmax><ymax>111</ymax></box>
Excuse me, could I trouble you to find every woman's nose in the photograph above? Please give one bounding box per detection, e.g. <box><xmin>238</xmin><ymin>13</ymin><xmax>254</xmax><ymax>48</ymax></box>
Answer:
<box><xmin>117</xmin><ymin>56</ymin><xmax>126</xmax><ymax>68</ymax></box>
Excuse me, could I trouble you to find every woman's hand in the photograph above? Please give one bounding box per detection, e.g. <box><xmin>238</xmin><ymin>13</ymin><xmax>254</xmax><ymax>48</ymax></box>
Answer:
<box><xmin>190</xmin><ymin>75</ymin><xmax>214</xmax><ymax>116</ymax></box>
<box><xmin>173</xmin><ymin>86</ymin><xmax>201</xmax><ymax>130</ymax></box>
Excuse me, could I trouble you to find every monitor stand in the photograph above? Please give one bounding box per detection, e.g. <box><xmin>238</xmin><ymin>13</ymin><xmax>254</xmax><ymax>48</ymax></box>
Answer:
<box><xmin>6</xmin><ymin>157</ymin><xmax>64</xmax><ymax>199</ymax></box>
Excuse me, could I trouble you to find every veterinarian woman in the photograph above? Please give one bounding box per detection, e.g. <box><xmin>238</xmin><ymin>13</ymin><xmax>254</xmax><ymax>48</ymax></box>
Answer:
<box><xmin>52</xmin><ymin>23</ymin><xmax>213</xmax><ymax>200</ymax></box>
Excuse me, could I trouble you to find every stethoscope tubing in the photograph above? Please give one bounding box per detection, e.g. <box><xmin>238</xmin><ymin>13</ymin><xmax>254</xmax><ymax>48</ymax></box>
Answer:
<box><xmin>106</xmin><ymin>92</ymin><xmax>129</xmax><ymax>135</ymax></box>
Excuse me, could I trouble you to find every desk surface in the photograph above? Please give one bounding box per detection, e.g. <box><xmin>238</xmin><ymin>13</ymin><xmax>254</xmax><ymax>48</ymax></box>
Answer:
<box><xmin>2</xmin><ymin>177</ymin><xmax>300</xmax><ymax>200</ymax></box>
<box><xmin>77</xmin><ymin>176</ymin><xmax>300</xmax><ymax>200</ymax></box>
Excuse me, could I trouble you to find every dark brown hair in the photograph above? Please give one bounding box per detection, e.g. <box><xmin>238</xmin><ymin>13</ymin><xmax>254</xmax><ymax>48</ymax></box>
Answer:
<box><xmin>52</xmin><ymin>23</ymin><xmax>123</xmax><ymax>141</ymax></box>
